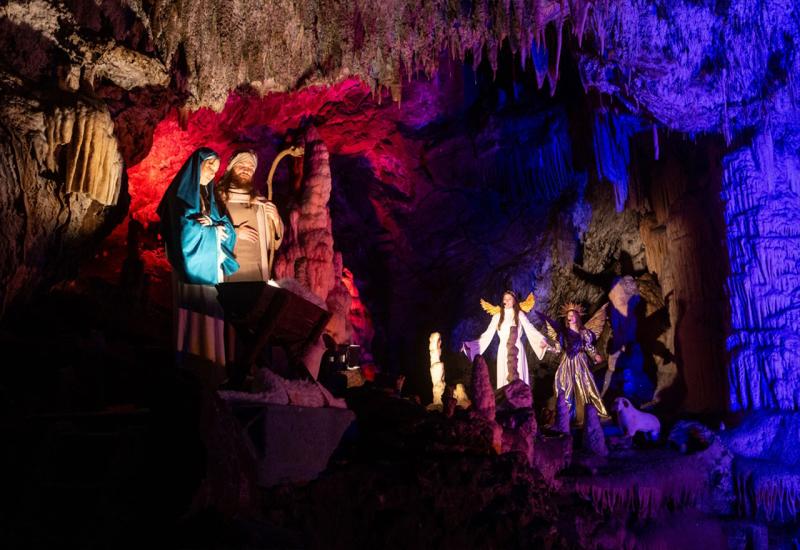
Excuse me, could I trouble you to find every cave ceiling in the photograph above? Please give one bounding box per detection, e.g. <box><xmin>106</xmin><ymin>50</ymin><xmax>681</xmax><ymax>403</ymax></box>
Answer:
<box><xmin>1</xmin><ymin>0</ymin><xmax>796</xmax><ymax>138</ymax></box>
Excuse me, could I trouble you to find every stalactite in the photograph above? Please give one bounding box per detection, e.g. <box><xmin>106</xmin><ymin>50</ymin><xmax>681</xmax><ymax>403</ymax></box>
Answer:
<box><xmin>531</xmin><ymin>40</ymin><xmax>549</xmax><ymax>90</ymax></box>
<box><xmin>0</xmin><ymin>95</ymin><xmax>126</xmax><ymax>316</ymax></box>
<box><xmin>142</xmin><ymin>0</ymin><xmax>590</xmax><ymax>111</ymax></box>
<box><xmin>592</xmin><ymin>111</ymin><xmax>644</xmax><ymax>212</ymax></box>
<box><xmin>721</xmin><ymin>68</ymin><xmax>731</xmax><ymax>146</ymax></box>
<box><xmin>45</xmin><ymin>102</ymin><xmax>123</xmax><ymax>206</ymax></box>
<box><xmin>574</xmin><ymin>1</ymin><xmax>591</xmax><ymax>47</ymax></box>
<box><xmin>735</xmin><ymin>457</ymin><xmax>800</xmax><ymax>521</ymax></box>
<box><xmin>574</xmin><ymin>453</ymin><xmax>712</xmax><ymax>519</ymax></box>
<box><xmin>652</xmin><ymin>124</ymin><xmax>659</xmax><ymax>161</ymax></box>
<box><xmin>549</xmin><ymin>17</ymin><xmax>564</xmax><ymax>97</ymax></box>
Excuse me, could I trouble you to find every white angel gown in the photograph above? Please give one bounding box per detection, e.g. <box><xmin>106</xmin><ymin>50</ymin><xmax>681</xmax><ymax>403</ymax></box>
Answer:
<box><xmin>479</xmin><ymin>308</ymin><xmax>548</xmax><ymax>389</ymax></box>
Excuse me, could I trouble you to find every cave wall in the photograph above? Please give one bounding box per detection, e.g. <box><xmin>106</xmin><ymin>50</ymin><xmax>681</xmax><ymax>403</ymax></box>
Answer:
<box><xmin>575</xmin><ymin>0</ymin><xmax>799</xmax><ymax>412</ymax></box>
<box><xmin>1</xmin><ymin>0</ymin><xmax>798</xmax><ymax>413</ymax></box>
<box><xmin>631</xmin><ymin>133</ymin><xmax>730</xmax><ymax>413</ymax></box>
<box><xmin>0</xmin><ymin>0</ymin><xmax>168</xmax><ymax>316</ymax></box>
<box><xmin>724</xmin><ymin>126</ymin><xmax>800</xmax><ymax>411</ymax></box>
<box><xmin>0</xmin><ymin>94</ymin><xmax>128</xmax><ymax>317</ymax></box>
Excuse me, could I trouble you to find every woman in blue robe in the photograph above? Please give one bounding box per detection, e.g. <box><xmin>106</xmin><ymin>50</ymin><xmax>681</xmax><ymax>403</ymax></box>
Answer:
<box><xmin>157</xmin><ymin>148</ymin><xmax>239</xmax><ymax>384</ymax></box>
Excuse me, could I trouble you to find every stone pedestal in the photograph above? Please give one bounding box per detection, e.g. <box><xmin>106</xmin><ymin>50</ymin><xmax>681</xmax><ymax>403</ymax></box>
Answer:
<box><xmin>235</xmin><ymin>403</ymin><xmax>355</xmax><ymax>487</ymax></box>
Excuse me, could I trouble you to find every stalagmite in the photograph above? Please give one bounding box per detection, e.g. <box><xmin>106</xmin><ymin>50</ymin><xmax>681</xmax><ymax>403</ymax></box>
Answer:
<box><xmin>428</xmin><ymin>332</ymin><xmax>446</xmax><ymax>408</ymax></box>
<box><xmin>274</xmin><ymin>126</ymin><xmax>358</xmax><ymax>347</ymax></box>
<box><xmin>453</xmin><ymin>384</ymin><xmax>472</xmax><ymax>409</ymax></box>
<box><xmin>441</xmin><ymin>385</ymin><xmax>457</xmax><ymax>418</ymax></box>
<box><xmin>274</xmin><ymin>125</ymin><xmax>336</xmax><ymax>301</ymax></box>
<box><xmin>471</xmin><ymin>355</ymin><xmax>496</xmax><ymax>422</ymax></box>
<box><xmin>324</xmin><ymin>253</ymin><xmax>353</xmax><ymax>345</ymax></box>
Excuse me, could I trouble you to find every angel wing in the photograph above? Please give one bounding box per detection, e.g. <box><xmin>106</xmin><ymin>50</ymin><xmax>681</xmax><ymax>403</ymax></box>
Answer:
<box><xmin>480</xmin><ymin>298</ymin><xmax>501</xmax><ymax>316</ymax></box>
<box><xmin>535</xmin><ymin>311</ymin><xmax>561</xmax><ymax>345</ymax></box>
<box><xmin>518</xmin><ymin>292</ymin><xmax>536</xmax><ymax>313</ymax></box>
<box><xmin>585</xmin><ymin>303</ymin><xmax>609</xmax><ymax>339</ymax></box>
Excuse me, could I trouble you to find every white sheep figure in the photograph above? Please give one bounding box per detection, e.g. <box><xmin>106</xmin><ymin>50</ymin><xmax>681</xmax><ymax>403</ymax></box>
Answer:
<box><xmin>613</xmin><ymin>397</ymin><xmax>660</xmax><ymax>440</ymax></box>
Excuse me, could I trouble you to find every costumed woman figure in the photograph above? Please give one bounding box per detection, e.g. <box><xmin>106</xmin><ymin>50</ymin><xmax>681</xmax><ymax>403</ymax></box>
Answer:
<box><xmin>476</xmin><ymin>291</ymin><xmax>548</xmax><ymax>389</ymax></box>
<box><xmin>544</xmin><ymin>303</ymin><xmax>609</xmax><ymax>425</ymax></box>
<box><xmin>157</xmin><ymin>147</ymin><xmax>239</xmax><ymax>386</ymax></box>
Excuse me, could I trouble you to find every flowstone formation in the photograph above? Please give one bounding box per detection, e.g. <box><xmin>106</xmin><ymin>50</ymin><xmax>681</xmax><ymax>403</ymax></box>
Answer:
<box><xmin>0</xmin><ymin>95</ymin><xmax>127</xmax><ymax>316</ymax></box>
<box><xmin>724</xmin><ymin>127</ymin><xmax>800</xmax><ymax>411</ymax></box>
<box><xmin>273</xmin><ymin>125</ymin><xmax>354</xmax><ymax>346</ymax></box>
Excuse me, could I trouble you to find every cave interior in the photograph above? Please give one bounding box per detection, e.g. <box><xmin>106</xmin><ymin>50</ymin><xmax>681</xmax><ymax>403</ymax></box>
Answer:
<box><xmin>1</xmin><ymin>0</ymin><xmax>800</xmax><ymax>548</ymax></box>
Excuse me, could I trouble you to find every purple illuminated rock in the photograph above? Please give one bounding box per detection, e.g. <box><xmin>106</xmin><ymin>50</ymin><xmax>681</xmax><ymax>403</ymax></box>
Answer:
<box><xmin>582</xmin><ymin>404</ymin><xmax>608</xmax><ymax>457</ymax></box>
<box><xmin>577</xmin><ymin>1</ymin><xmax>799</xmax><ymax>135</ymax></box>
<box><xmin>496</xmin><ymin>379</ymin><xmax>533</xmax><ymax>411</ymax></box>
<box><xmin>724</xmin><ymin>128</ymin><xmax>800</xmax><ymax>411</ymax></box>
<box><xmin>498</xmin><ymin>408</ymin><xmax>538</xmax><ymax>466</ymax></box>
<box><xmin>667</xmin><ymin>420</ymin><xmax>716</xmax><ymax>454</ymax></box>
<box><xmin>554</xmin><ymin>391</ymin><xmax>570</xmax><ymax>434</ymax></box>
<box><xmin>441</xmin><ymin>385</ymin><xmax>457</xmax><ymax>418</ymax></box>
<box><xmin>471</xmin><ymin>355</ymin><xmax>495</xmax><ymax>422</ymax></box>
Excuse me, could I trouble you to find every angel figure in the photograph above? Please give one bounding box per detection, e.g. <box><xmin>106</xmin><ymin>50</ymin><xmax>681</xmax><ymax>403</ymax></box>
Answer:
<box><xmin>543</xmin><ymin>302</ymin><xmax>609</xmax><ymax>425</ymax></box>
<box><xmin>476</xmin><ymin>291</ymin><xmax>549</xmax><ymax>389</ymax></box>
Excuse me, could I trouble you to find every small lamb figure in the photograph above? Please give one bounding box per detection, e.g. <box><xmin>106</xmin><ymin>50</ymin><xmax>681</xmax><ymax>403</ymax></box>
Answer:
<box><xmin>613</xmin><ymin>397</ymin><xmax>660</xmax><ymax>440</ymax></box>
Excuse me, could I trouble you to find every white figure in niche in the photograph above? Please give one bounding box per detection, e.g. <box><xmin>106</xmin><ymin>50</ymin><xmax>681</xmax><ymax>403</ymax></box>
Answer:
<box><xmin>429</xmin><ymin>332</ymin><xmax>445</xmax><ymax>407</ymax></box>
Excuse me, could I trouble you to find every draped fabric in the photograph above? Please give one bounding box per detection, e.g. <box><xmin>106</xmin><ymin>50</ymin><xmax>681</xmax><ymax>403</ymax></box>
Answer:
<box><xmin>157</xmin><ymin>148</ymin><xmax>239</xmax><ymax>385</ymax></box>
<box><xmin>157</xmin><ymin>147</ymin><xmax>238</xmax><ymax>285</ymax></box>
<box><xmin>478</xmin><ymin>309</ymin><xmax>547</xmax><ymax>389</ymax></box>
<box><xmin>552</xmin><ymin>328</ymin><xmax>609</xmax><ymax>425</ymax></box>
<box><xmin>172</xmin><ymin>274</ymin><xmax>227</xmax><ymax>385</ymax></box>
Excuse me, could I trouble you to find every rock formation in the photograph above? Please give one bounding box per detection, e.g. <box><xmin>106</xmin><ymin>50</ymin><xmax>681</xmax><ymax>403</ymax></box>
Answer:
<box><xmin>582</xmin><ymin>404</ymin><xmax>608</xmax><ymax>457</ymax></box>
<box><xmin>0</xmin><ymin>95</ymin><xmax>127</xmax><ymax>316</ymax></box>
<box><xmin>273</xmin><ymin>125</ymin><xmax>356</xmax><ymax>348</ymax></box>
<box><xmin>554</xmin><ymin>391</ymin><xmax>570</xmax><ymax>434</ymax></box>
<box><xmin>470</xmin><ymin>355</ymin><xmax>495</xmax><ymax>422</ymax></box>
<box><xmin>724</xmin><ymin>128</ymin><xmax>800</xmax><ymax>411</ymax></box>
<box><xmin>0</xmin><ymin>0</ymin><xmax>796</xmax><ymax>416</ymax></box>
<box><xmin>428</xmin><ymin>332</ymin><xmax>445</xmax><ymax>408</ymax></box>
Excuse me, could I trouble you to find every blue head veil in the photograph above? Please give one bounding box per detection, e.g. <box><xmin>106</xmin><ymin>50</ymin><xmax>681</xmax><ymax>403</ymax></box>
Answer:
<box><xmin>158</xmin><ymin>148</ymin><xmax>239</xmax><ymax>284</ymax></box>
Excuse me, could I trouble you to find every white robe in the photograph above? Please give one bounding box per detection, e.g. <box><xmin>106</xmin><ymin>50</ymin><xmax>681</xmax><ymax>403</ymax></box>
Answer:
<box><xmin>479</xmin><ymin>309</ymin><xmax>547</xmax><ymax>389</ymax></box>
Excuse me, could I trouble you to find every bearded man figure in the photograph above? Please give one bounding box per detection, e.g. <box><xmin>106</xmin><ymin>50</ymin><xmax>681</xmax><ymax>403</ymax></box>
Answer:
<box><xmin>217</xmin><ymin>150</ymin><xmax>284</xmax><ymax>282</ymax></box>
